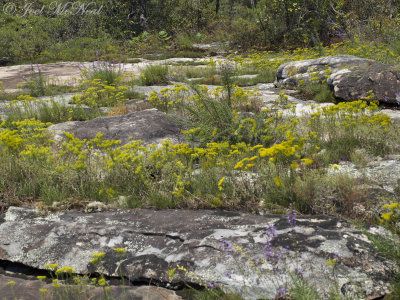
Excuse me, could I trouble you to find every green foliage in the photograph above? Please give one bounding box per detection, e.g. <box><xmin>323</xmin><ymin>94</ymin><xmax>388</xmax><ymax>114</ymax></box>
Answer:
<box><xmin>1</xmin><ymin>0</ymin><xmax>400</xmax><ymax>63</ymax></box>
<box><xmin>290</xmin><ymin>274</ymin><xmax>321</xmax><ymax>300</ymax></box>
<box><xmin>4</xmin><ymin>98</ymin><xmax>103</xmax><ymax>125</ymax></box>
<box><xmin>298</xmin><ymin>82</ymin><xmax>335</xmax><ymax>103</ymax></box>
<box><xmin>158</xmin><ymin>30</ymin><xmax>171</xmax><ymax>42</ymax></box>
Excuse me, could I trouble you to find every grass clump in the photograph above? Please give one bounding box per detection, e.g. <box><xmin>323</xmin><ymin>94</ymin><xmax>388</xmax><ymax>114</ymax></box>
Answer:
<box><xmin>140</xmin><ymin>64</ymin><xmax>169</xmax><ymax>86</ymax></box>
<box><xmin>80</xmin><ymin>61</ymin><xmax>123</xmax><ymax>86</ymax></box>
<box><xmin>3</xmin><ymin>95</ymin><xmax>103</xmax><ymax>125</ymax></box>
<box><xmin>297</xmin><ymin>81</ymin><xmax>335</xmax><ymax>103</ymax></box>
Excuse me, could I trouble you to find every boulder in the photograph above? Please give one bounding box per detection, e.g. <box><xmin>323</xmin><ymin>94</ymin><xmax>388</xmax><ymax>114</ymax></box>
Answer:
<box><xmin>328</xmin><ymin>63</ymin><xmax>400</xmax><ymax>103</ymax></box>
<box><xmin>276</xmin><ymin>55</ymin><xmax>375</xmax><ymax>88</ymax></box>
<box><xmin>275</xmin><ymin>55</ymin><xmax>400</xmax><ymax>103</ymax></box>
<box><xmin>47</xmin><ymin>109</ymin><xmax>183</xmax><ymax>145</ymax></box>
<box><xmin>0</xmin><ymin>207</ymin><xmax>396</xmax><ymax>299</ymax></box>
<box><xmin>0</xmin><ymin>57</ymin><xmax>12</xmax><ymax>66</ymax></box>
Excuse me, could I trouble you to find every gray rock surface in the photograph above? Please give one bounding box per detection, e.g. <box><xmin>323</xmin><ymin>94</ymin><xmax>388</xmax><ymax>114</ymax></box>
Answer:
<box><xmin>0</xmin><ymin>207</ymin><xmax>395</xmax><ymax>299</ymax></box>
<box><xmin>0</xmin><ymin>58</ymin><xmax>200</xmax><ymax>92</ymax></box>
<box><xmin>47</xmin><ymin>109</ymin><xmax>183</xmax><ymax>145</ymax></box>
<box><xmin>329</xmin><ymin>63</ymin><xmax>400</xmax><ymax>103</ymax></box>
<box><xmin>276</xmin><ymin>55</ymin><xmax>375</xmax><ymax>88</ymax></box>
<box><xmin>327</xmin><ymin>155</ymin><xmax>400</xmax><ymax>194</ymax></box>
<box><xmin>276</xmin><ymin>55</ymin><xmax>400</xmax><ymax>103</ymax></box>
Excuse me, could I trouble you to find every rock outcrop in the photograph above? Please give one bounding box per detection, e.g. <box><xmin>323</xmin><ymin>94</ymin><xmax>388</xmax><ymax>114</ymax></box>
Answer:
<box><xmin>276</xmin><ymin>55</ymin><xmax>400</xmax><ymax>103</ymax></box>
<box><xmin>47</xmin><ymin>109</ymin><xmax>183</xmax><ymax>145</ymax></box>
<box><xmin>276</xmin><ymin>55</ymin><xmax>375</xmax><ymax>88</ymax></box>
<box><xmin>328</xmin><ymin>63</ymin><xmax>400</xmax><ymax>103</ymax></box>
<box><xmin>0</xmin><ymin>207</ymin><xmax>396</xmax><ymax>299</ymax></box>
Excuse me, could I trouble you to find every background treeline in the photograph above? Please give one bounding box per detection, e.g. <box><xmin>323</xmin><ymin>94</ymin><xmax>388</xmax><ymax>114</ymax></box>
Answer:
<box><xmin>1</xmin><ymin>0</ymin><xmax>400</xmax><ymax>62</ymax></box>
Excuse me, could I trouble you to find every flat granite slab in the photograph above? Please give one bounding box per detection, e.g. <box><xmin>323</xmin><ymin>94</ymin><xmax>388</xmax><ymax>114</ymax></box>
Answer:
<box><xmin>0</xmin><ymin>207</ymin><xmax>396</xmax><ymax>299</ymax></box>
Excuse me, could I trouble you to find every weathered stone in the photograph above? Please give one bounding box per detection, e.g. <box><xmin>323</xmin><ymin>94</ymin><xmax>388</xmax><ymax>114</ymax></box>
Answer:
<box><xmin>0</xmin><ymin>274</ymin><xmax>181</xmax><ymax>300</ymax></box>
<box><xmin>275</xmin><ymin>55</ymin><xmax>400</xmax><ymax>103</ymax></box>
<box><xmin>125</xmin><ymin>99</ymin><xmax>152</xmax><ymax>113</ymax></box>
<box><xmin>0</xmin><ymin>57</ymin><xmax>12</xmax><ymax>66</ymax></box>
<box><xmin>0</xmin><ymin>207</ymin><xmax>396</xmax><ymax>299</ymax></box>
<box><xmin>0</xmin><ymin>59</ymin><xmax>199</xmax><ymax>90</ymax></box>
<box><xmin>47</xmin><ymin>109</ymin><xmax>183</xmax><ymax>145</ymax></box>
<box><xmin>329</xmin><ymin>63</ymin><xmax>400</xmax><ymax>103</ymax></box>
<box><xmin>276</xmin><ymin>55</ymin><xmax>375</xmax><ymax>88</ymax></box>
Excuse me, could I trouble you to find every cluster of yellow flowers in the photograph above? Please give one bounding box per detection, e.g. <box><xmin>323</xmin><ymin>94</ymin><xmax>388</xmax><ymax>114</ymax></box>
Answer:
<box><xmin>149</xmin><ymin>84</ymin><xmax>189</xmax><ymax>112</ymax></box>
<box><xmin>72</xmin><ymin>78</ymin><xmax>129</xmax><ymax>108</ymax></box>
<box><xmin>380</xmin><ymin>202</ymin><xmax>399</xmax><ymax>224</ymax></box>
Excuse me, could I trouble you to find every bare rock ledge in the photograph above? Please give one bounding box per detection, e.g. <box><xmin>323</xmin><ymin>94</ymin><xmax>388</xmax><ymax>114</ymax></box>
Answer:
<box><xmin>0</xmin><ymin>207</ymin><xmax>396</xmax><ymax>299</ymax></box>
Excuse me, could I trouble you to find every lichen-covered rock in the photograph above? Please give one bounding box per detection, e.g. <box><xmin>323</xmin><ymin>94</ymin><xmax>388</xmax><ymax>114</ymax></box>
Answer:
<box><xmin>328</xmin><ymin>63</ymin><xmax>400</xmax><ymax>103</ymax></box>
<box><xmin>0</xmin><ymin>207</ymin><xmax>396</xmax><ymax>299</ymax></box>
<box><xmin>275</xmin><ymin>55</ymin><xmax>400</xmax><ymax>103</ymax></box>
<box><xmin>276</xmin><ymin>55</ymin><xmax>375</xmax><ymax>88</ymax></box>
<box><xmin>47</xmin><ymin>109</ymin><xmax>183</xmax><ymax>145</ymax></box>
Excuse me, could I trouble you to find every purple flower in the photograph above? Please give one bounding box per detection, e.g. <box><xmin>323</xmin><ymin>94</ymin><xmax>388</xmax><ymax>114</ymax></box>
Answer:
<box><xmin>207</xmin><ymin>282</ymin><xmax>216</xmax><ymax>289</ymax></box>
<box><xmin>286</xmin><ymin>209</ymin><xmax>297</xmax><ymax>226</ymax></box>
<box><xmin>266</xmin><ymin>224</ymin><xmax>278</xmax><ymax>238</ymax></box>
<box><xmin>263</xmin><ymin>242</ymin><xmax>282</xmax><ymax>264</ymax></box>
<box><xmin>294</xmin><ymin>267</ymin><xmax>303</xmax><ymax>275</ymax></box>
<box><xmin>276</xmin><ymin>287</ymin><xmax>288</xmax><ymax>297</ymax></box>
<box><xmin>220</xmin><ymin>239</ymin><xmax>234</xmax><ymax>252</ymax></box>
<box><xmin>334</xmin><ymin>252</ymin><xmax>340</xmax><ymax>261</ymax></box>
<box><xmin>225</xmin><ymin>272</ymin><xmax>232</xmax><ymax>278</ymax></box>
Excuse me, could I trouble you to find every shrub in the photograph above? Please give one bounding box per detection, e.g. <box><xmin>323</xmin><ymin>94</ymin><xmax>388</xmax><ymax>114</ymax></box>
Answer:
<box><xmin>71</xmin><ymin>79</ymin><xmax>129</xmax><ymax>108</ymax></box>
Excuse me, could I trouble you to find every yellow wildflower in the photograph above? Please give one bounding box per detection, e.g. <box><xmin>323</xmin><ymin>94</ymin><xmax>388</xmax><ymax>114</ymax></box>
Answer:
<box><xmin>92</xmin><ymin>252</ymin><xmax>106</xmax><ymax>258</ymax></box>
<box><xmin>381</xmin><ymin>212</ymin><xmax>393</xmax><ymax>221</ymax></box>
<box><xmin>218</xmin><ymin>177</ymin><xmax>226</xmax><ymax>191</ymax></box>
<box><xmin>98</xmin><ymin>278</ymin><xmax>106</xmax><ymax>286</ymax></box>
<box><xmin>302</xmin><ymin>158</ymin><xmax>313</xmax><ymax>165</ymax></box>
<box><xmin>274</xmin><ymin>177</ymin><xmax>282</xmax><ymax>187</ymax></box>
<box><xmin>113</xmin><ymin>248</ymin><xmax>127</xmax><ymax>253</ymax></box>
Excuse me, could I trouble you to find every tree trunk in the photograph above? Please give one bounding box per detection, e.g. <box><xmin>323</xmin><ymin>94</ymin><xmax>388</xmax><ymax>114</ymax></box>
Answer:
<box><xmin>139</xmin><ymin>0</ymin><xmax>148</xmax><ymax>31</ymax></box>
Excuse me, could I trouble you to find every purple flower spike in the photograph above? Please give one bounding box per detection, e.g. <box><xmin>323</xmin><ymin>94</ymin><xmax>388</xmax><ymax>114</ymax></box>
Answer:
<box><xmin>286</xmin><ymin>209</ymin><xmax>297</xmax><ymax>226</ymax></box>
<box><xmin>334</xmin><ymin>252</ymin><xmax>340</xmax><ymax>261</ymax></box>
<box><xmin>266</xmin><ymin>224</ymin><xmax>278</xmax><ymax>238</ymax></box>
<box><xmin>276</xmin><ymin>287</ymin><xmax>288</xmax><ymax>297</ymax></box>
<box><xmin>294</xmin><ymin>266</ymin><xmax>303</xmax><ymax>275</ymax></box>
